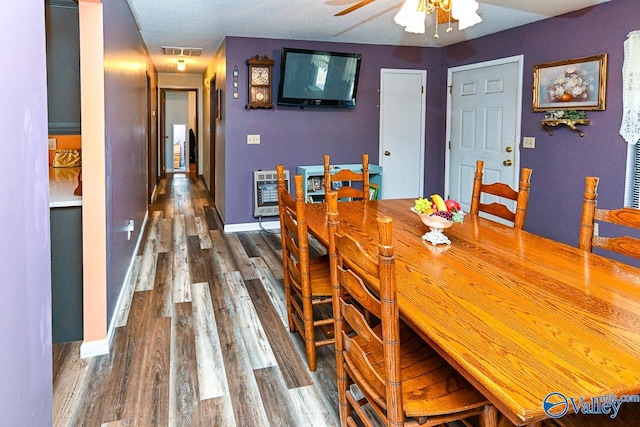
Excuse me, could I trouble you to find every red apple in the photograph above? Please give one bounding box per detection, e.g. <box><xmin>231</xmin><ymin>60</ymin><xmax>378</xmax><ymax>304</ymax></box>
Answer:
<box><xmin>445</xmin><ymin>199</ymin><xmax>461</xmax><ymax>212</ymax></box>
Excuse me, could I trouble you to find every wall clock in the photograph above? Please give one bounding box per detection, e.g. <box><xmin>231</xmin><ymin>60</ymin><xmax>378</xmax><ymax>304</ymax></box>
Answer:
<box><xmin>246</xmin><ymin>55</ymin><xmax>275</xmax><ymax>109</ymax></box>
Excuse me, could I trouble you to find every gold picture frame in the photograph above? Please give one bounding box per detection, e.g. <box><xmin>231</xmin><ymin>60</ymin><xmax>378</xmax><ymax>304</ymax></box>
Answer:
<box><xmin>533</xmin><ymin>54</ymin><xmax>607</xmax><ymax>111</ymax></box>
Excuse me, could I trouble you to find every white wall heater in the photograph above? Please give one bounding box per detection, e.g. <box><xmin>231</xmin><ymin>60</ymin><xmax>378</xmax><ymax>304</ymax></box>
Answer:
<box><xmin>254</xmin><ymin>169</ymin><xmax>289</xmax><ymax>217</ymax></box>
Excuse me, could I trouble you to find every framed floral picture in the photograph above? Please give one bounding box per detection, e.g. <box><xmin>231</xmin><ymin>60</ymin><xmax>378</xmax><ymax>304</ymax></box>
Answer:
<box><xmin>533</xmin><ymin>54</ymin><xmax>607</xmax><ymax>111</ymax></box>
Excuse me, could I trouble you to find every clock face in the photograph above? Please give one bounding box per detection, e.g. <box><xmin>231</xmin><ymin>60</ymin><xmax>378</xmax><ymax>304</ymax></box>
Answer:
<box><xmin>251</xmin><ymin>67</ymin><xmax>269</xmax><ymax>85</ymax></box>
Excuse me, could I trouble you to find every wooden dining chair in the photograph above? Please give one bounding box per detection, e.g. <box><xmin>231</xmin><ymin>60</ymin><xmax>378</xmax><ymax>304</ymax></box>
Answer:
<box><xmin>470</xmin><ymin>160</ymin><xmax>533</xmax><ymax>229</ymax></box>
<box><xmin>326</xmin><ymin>191</ymin><xmax>495</xmax><ymax>427</ymax></box>
<box><xmin>579</xmin><ymin>176</ymin><xmax>640</xmax><ymax>259</ymax></box>
<box><xmin>276</xmin><ymin>165</ymin><xmax>334</xmax><ymax>372</ymax></box>
<box><xmin>323</xmin><ymin>153</ymin><xmax>370</xmax><ymax>201</ymax></box>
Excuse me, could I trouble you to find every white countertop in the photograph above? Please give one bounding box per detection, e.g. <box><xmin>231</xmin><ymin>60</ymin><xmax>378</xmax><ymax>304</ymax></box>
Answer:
<box><xmin>49</xmin><ymin>167</ymin><xmax>82</xmax><ymax>208</ymax></box>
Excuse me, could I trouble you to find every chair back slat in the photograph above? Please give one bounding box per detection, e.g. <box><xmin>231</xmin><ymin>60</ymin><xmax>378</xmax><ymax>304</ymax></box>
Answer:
<box><xmin>341</xmin><ymin>299</ymin><xmax>384</xmax><ymax>355</ymax></box>
<box><xmin>324</xmin><ymin>154</ymin><xmax>370</xmax><ymax>201</ymax></box>
<box><xmin>470</xmin><ymin>160</ymin><xmax>532</xmax><ymax>229</ymax></box>
<box><xmin>332</xmin><ymin>169</ymin><xmax>365</xmax><ymax>182</ymax></box>
<box><xmin>338</xmin><ymin>266</ymin><xmax>383</xmax><ymax>319</ymax></box>
<box><xmin>595</xmin><ymin>207</ymin><xmax>640</xmax><ymax>228</ymax></box>
<box><xmin>477</xmin><ymin>202</ymin><xmax>516</xmax><ymax>223</ymax></box>
<box><xmin>593</xmin><ymin>236</ymin><xmax>640</xmax><ymax>259</ymax></box>
<box><xmin>335</xmin><ymin>232</ymin><xmax>380</xmax><ymax>291</ymax></box>
<box><xmin>480</xmin><ymin>181</ymin><xmax>518</xmax><ymax>200</ymax></box>
<box><xmin>580</xmin><ymin>176</ymin><xmax>640</xmax><ymax>260</ymax></box>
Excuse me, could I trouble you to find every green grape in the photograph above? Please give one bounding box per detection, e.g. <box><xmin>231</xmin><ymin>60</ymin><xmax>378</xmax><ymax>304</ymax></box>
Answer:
<box><xmin>414</xmin><ymin>197</ymin><xmax>433</xmax><ymax>214</ymax></box>
<box><xmin>452</xmin><ymin>210</ymin><xmax>465</xmax><ymax>223</ymax></box>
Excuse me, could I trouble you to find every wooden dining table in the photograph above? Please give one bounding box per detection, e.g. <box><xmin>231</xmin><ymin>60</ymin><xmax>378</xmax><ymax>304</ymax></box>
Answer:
<box><xmin>304</xmin><ymin>199</ymin><xmax>640</xmax><ymax>426</ymax></box>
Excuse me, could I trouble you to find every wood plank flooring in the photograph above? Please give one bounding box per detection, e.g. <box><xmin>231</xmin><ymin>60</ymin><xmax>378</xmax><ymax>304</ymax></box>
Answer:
<box><xmin>52</xmin><ymin>172</ymin><xmax>339</xmax><ymax>426</ymax></box>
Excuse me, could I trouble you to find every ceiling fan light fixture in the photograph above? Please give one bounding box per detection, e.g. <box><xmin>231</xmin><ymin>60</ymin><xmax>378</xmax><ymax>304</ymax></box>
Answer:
<box><xmin>452</xmin><ymin>0</ymin><xmax>482</xmax><ymax>30</ymax></box>
<box><xmin>394</xmin><ymin>0</ymin><xmax>481</xmax><ymax>36</ymax></box>
<box><xmin>394</xmin><ymin>0</ymin><xmax>426</xmax><ymax>33</ymax></box>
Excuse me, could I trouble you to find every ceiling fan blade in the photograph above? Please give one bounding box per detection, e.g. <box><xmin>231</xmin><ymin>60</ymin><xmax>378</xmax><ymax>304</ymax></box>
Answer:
<box><xmin>334</xmin><ymin>0</ymin><xmax>377</xmax><ymax>16</ymax></box>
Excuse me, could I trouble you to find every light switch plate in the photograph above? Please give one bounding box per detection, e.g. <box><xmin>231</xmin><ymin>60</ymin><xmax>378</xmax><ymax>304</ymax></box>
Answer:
<box><xmin>247</xmin><ymin>134</ymin><xmax>260</xmax><ymax>144</ymax></box>
<box><xmin>48</xmin><ymin>138</ymin><xmax>57</xmax><ymax>150</ymax></box>
<box><xmin>523</xmin><ymin>137</ymin><xmax>535</xmax><ymax>149</ymax></box>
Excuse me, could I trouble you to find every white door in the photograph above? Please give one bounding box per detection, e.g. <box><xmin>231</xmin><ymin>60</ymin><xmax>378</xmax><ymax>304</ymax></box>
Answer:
<box><xmin>379</xmin><ymin>69</ymin><xmax>426</xmax><ymax>199</ymax></box>
<box><xmin>445</xmin><ymin>56</ymin><xmax>523</xmax><ymax>219</ymax></box>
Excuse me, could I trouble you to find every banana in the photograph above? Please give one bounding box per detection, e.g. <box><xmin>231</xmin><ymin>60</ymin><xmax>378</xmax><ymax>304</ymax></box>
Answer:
<box><xmin>431</xmin><ymin>194</ymin><xmax>448</xmax><ymax>212</ymax></box>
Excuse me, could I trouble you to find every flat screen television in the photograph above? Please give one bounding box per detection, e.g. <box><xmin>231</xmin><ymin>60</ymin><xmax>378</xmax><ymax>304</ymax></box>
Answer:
<box><xmin>277</xmin><ymin>48</ymin><xmax>362</xmax><ymax>109</ymax></box>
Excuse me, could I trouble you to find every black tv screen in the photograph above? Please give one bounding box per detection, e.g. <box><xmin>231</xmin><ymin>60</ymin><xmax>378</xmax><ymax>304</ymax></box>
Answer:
<box><xmin>277</xmin><ymin>48</ymin><xmax>362</xmax><ymax>109</ymax></box>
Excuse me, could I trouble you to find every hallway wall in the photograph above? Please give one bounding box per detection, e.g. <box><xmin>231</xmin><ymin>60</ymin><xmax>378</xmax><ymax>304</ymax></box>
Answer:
<box><xmin>102</xmin><ymin>0</ymin><xmax>158</xmax><ymax>335</ymax></box>
<box><xmin>0</xmin><ymin>1</ymin><xmax>53</xmax><ymax>422</ymax></box>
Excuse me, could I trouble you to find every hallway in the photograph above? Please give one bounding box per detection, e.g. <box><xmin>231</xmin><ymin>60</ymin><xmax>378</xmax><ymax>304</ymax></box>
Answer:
<box><xmin>52</xmin><ymin>173</ymin><xmax>339</xmax><ymax>426</ymax></box>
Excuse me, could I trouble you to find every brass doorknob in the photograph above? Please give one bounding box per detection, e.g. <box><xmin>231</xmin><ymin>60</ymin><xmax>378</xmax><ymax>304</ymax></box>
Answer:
<box><xmin>503</xmin><ymin>159</ymin><xmax>512</xmax><ymax>166</ymax></box>
<box><xmin>384</xmin><ymin>150</ymin><xmax>391</xmax><ymax>156</ymax></box>
<box><xmin>505</xmin><ymin>146</ymin><xmax>513</xmax><ymax>153</ymax></box>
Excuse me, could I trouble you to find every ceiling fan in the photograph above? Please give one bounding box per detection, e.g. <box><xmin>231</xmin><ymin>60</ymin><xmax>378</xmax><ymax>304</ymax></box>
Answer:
<box><xmin>335</xmin><ymin>0</ymin><xmax>457</xmax><ymax>24</ymax></box>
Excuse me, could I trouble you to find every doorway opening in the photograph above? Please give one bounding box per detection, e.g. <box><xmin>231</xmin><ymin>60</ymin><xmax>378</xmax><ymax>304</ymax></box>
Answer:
<box><xmin>161</xmin><ymin>88</ymin><xmax>198</xmax><ymax>175</ymax></box>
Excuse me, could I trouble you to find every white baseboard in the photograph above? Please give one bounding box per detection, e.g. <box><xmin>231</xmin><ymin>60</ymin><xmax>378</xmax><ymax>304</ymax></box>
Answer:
<box><xmin>80</xmin><ymin>210</ymin><xmax>150</xmax><ymax>359</ymax></box>
<box><xmin>224</xmin><ymin>219</ymin><xmax>280</xmax><ymax>233</ymax></box>
<box><xmin>80</xmin><ymin>338</ymin><xmax>109</xmax><ymax>359</ymax></box>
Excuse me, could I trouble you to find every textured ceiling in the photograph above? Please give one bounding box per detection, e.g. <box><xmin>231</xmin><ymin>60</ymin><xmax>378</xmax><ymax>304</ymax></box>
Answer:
<box><xmin>125</xmin><ymin>0</ymin><xmax>611</xmax><ymax>74</ymax></box>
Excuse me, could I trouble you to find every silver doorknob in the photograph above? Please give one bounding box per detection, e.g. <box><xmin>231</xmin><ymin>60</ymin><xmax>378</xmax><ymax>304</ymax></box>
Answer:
<box><xmin>384</xmin><ymin>150</ymin><xmax>391</xmax><ymax>156</ymax></box>
<box><xmin>503</xmin><ymin>159</ymin><xmax>512</xmax><ymax>166</ymax></box>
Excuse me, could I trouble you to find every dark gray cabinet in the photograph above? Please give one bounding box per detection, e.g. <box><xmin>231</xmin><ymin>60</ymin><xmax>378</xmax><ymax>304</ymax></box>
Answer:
<box><xmin>50</xmin><ymin>206</ymin><xmax>83</xmax><ymax>343</ymax></box>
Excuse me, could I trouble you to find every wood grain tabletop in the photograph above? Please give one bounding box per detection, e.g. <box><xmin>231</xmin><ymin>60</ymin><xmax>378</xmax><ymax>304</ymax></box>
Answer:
<box><xmin>305</xmin><ymin>199</ymin><xmax>640</xmax><ymax>426</ymax></box>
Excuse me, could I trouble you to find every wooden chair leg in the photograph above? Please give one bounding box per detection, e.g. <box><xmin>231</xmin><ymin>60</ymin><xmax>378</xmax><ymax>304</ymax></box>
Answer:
<box><xmin>304</xmin><ymin>300</ymin><xmax>317</xmax><ymax>371</ymax></box>
<box><xmin>480</xmin><ymin>405</ymin><xmax>498</xmax><ymax>427</ymax></box>
<box><xmin>284</xmin><ymin>281</ymin><xmax>295</xmax><ymax>333</ymax></box>
<box><xmin>337</xmin><ymin>359</ymin><xmax>350</xmax><ymax>426</ymax></box>
<box><xmin>305</xmin><ymin>337</ymin><xmax>316</xmax><ymax>371</ymax></box>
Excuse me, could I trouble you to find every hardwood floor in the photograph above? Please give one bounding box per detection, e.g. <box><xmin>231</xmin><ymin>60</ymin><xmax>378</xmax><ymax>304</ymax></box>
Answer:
<box><xmin>52</xmin><ymin>172</ymin><xmax>339</xmax><ymax>426</ymax></box>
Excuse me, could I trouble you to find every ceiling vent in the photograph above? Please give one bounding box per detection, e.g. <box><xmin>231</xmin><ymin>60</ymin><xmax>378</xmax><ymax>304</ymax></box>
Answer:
<box><xmin>162</xmin><ymin>46</ymin><xmax>203</xmax><ymax>57</ymax></box>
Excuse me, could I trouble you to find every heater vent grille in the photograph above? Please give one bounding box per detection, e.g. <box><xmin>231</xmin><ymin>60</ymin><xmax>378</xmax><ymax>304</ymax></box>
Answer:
<box><xmin>254</xmin><ymin>170</ymin><xmax>289</xmax><ymax>217</ymax></box>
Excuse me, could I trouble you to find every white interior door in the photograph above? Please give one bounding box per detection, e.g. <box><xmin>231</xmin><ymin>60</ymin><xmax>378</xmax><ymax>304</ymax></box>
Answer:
<box><xmin>445</xmin><ymin>56</ymin><xmax>523</xmax><ymax>220</ymax></box>
<box><xmin>379</xmin><ymin>69</ymin><xmax>426</xmax><ymax>199</ymax></box>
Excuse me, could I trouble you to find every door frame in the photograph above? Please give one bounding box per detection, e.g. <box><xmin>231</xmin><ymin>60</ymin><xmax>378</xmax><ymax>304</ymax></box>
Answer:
<box><xmin>145</xmin><ymin>72</ymin><xmax>156</xmax><ymax>203</ymax></box>
<box><xmin>444</xmin><ymin>55</ymin><xmax>524</xmax><ymax>197</ymax></box>
<box><xmin>159</xmin><ymin>87</ymin><xmax>199</xmax><ymax>175</ymax></box>
<box><xmin>209</xmin><ymin>75</ymin><xmax>217</xmax><ymax>198</ymax></box>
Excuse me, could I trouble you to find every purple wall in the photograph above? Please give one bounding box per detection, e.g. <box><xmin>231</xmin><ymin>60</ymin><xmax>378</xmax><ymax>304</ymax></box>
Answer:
<box><xmin>221</xmin><ymin>1</ymin><xmax>639</xmax><ymax>251</ymax></box>
<box><xmin>0</xmin><ymin>1</ymin><xmax>53</xmax><ymax>423</ymax></box>
<box><xmin>442</xmin><ymin>0</ymin><xmax>639</xmax><ymax>247</ymax></box>
<box><xmin>222</xmin><ymin>37</ymin><xmax>443</xmax><ymax>225</ymax></box>
<box><xmin>103</xmin><ymin>0</ymin><xmax>155</xmax><ymax>323</ymax></box>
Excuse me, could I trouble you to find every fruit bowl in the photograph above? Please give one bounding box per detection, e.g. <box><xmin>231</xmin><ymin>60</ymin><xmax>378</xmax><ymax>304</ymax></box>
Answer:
<box><xmin>412</xmin><ymin>195</ymin><xmax>464</xmax><ymax>245</ymax></box>
<box><xmin>411</xmin><ymin>208</ymin><xmax>455</xmax><ymax>230</ymax></box>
